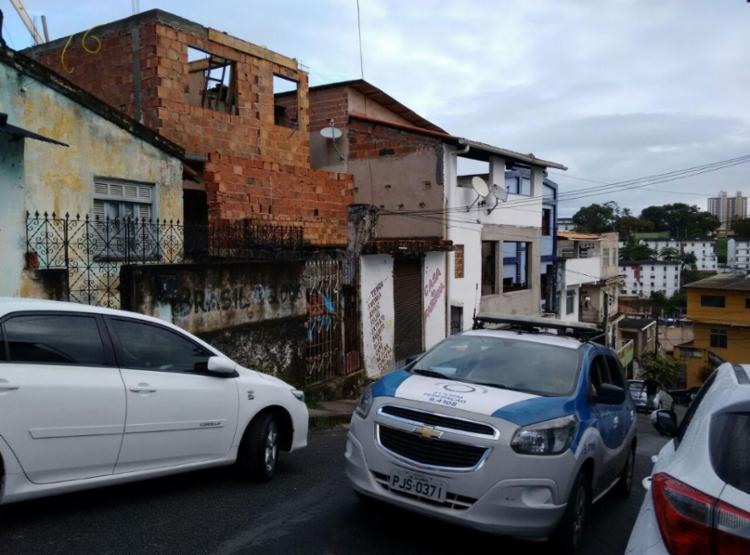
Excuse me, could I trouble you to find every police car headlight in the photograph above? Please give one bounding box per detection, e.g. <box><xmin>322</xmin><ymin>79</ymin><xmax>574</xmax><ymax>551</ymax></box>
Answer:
<box><xmin>354</xmin><ymin>384</ymin><xmax>373</xmax><ymax>419</ymax></box>
<box><xmin>511</xmin><ymin>414</ymin><xmax>578</xmax><ymax>455</ymax></box>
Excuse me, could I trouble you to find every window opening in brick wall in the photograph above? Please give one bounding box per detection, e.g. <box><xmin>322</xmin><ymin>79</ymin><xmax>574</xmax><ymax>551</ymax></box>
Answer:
<box><xmin>503</xmin><ymin>241</ymin><xmax>531</xmax><ymax>292</ymax></box>
<box><xmin>187</xmin><ymin>46</ymin><xmax>237</xmax><ymax>114</ymax></box>
<box><xmin>454</xmin><ymin>244</ymin><xmax>464</xmax><ymax>279</ymax></box>
<box><xmin>273</xmin><ymin>75</ymin><xmax>299</xmax><ymax>128</ymax></box>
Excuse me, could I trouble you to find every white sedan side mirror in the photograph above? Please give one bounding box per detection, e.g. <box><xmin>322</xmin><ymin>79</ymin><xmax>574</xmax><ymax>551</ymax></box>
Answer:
<box><xmin>207</xmin><ymin>356</ymin><xmax>237</xmax><ymax>376</ymax></box>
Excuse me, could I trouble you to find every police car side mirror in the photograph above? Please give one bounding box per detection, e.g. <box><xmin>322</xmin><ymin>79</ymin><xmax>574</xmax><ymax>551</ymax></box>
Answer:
<box><xmin>651</xmin><ymin>409</ymin><xmax>678</xmax><ymax>437</ymax></box>
<box><xmin>595</xmin><ymin>383</ymin><xmax>625</xmax><ymax>405</ymax></box>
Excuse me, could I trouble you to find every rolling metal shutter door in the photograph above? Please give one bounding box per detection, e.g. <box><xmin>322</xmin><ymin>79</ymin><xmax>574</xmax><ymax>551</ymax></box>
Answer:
<box><xmin>393</xmin><ymin>258</ymin><xmax>423</xmax><ymax>362</ymax></box>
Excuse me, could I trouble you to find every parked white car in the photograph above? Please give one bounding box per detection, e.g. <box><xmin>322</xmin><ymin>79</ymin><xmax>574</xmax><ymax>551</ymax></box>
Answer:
<box><xmin>0</xmin><ymin>297</ymin><xmax>308</xmax><ymax>505</ymax></box>
<box><xmin>628</xmin><ymin>379</ymin><xmax>674</xmax><ymax>412</ymax></box>
<box><xmin>626</xmin><ymin>362</ymin><xmax>750</xmax><ymax>554</ymax></box>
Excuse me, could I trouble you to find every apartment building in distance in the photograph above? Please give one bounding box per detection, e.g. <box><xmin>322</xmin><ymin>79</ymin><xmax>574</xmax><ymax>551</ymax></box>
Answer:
<box><xmin>675</xmin><ymin>273</ymin><xmax>750</xmax><ymax>387</ymax></box>
<box><xmin>727</xmin><ymin>237</ymin><xmax>750</xmax><ymax>271</ymax></box>
<box><xmin>635</xmin><ymin>237</ymin><xmax>717</xmax><ymax>271</ymax></box>
<box><xmin>619</xmin><ymin>260</ymin><xmax>682</xmax><ymax>298</ymax></box>
<box><xmin>708</xmin><ymin>190</ymin><xmax>747</xmax><ymax>233</ymax></box>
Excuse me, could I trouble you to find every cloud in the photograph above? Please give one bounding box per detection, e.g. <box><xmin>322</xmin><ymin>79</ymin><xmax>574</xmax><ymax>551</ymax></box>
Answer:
<box><xmin>6</xmin><ymin>0</ymin><xmax>748</xmax><ymax>216</ymax></box>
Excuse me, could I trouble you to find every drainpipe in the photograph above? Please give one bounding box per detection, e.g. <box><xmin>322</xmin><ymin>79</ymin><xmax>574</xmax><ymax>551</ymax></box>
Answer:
<box><xmin>445</xmin><ymin>143</ymin><xmax>471</xmax><ymax>335</ymax></box>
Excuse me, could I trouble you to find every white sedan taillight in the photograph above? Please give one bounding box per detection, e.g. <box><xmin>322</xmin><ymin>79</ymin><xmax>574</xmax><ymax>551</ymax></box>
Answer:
<box><xmin>652</xmin><ymin>473</ymin><xmax>750</xmax><ymax>555</ymax></box>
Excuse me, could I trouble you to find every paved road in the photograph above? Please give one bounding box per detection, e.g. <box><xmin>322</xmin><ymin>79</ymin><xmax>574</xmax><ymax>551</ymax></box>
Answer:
<box><xmin>0</xmin><ymin>414</ymin><xmax>668</xmax><ymax>555</ymax></box>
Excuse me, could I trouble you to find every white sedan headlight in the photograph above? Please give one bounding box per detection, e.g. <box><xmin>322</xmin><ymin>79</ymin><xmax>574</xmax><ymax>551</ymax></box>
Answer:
<box><xmin>510</xmin><ymin>414</ymin><xmax>578</xmax><ymax>456</ymax></box>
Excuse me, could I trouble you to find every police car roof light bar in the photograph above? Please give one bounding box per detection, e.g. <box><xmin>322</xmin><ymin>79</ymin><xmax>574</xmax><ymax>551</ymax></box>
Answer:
<box><xmin>472</xmin><ymin>313</ymin><xmax>604</xmax><ymax>342</ymax></box>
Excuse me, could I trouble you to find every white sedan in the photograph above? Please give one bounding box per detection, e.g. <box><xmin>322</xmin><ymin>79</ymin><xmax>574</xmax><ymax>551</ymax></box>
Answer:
<box><xmin>0</xmin><ymin>297</ymin><xmax>308</xmax><ymax>505</ymax></box>
<box><xmin>626</xmin><ymin>362</ymin><xmax>750</xmax><ymax>554</ymax></box>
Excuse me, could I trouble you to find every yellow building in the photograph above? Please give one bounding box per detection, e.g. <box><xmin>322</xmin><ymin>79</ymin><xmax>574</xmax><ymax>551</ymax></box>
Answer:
<box><xmin>675</xmin><ymin>274</ymin><xmax>750</xmax><ymax>387</ymax></box>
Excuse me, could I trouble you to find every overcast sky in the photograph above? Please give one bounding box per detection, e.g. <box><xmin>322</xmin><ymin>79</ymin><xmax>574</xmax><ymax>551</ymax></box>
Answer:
<box><xmin>3</xmin><ymin>0</ymin><xmax>749</xmax><ymax>216</ymax></box>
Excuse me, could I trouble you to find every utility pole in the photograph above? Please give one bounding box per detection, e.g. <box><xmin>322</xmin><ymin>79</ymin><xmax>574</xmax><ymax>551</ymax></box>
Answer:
<box><xmin>9</xmin><ymin>0</ymin><xmax>44</xmax><ymax>45</ymax></box>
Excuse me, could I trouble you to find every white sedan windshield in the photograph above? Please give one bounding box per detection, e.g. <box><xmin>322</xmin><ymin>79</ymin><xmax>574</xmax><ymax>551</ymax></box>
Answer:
<box><xmin>412</xmin><ymin>335</ymin><xmax>581</xmax><ymax>396</ymax></box>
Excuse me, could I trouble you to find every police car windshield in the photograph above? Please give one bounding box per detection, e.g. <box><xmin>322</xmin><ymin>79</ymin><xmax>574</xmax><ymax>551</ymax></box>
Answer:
<box><xmin>411</xmin><ymin>335</ymin><xmax>580</xmax><ymax>397</ymax></box>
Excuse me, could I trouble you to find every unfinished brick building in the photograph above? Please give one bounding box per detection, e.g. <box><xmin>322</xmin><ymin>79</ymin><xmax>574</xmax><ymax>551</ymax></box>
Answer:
<box><xmin>26</xmin><ymin>10</ymin><xmax>352</xmax><ymax>246</ymax></box>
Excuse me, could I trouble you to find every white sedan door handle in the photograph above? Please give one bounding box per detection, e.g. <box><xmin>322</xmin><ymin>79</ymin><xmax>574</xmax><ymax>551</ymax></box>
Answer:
<box><xmin>129</xmin><ymin>383</ymin><xmax>156</xmax><ymax>394</ymax></box>
<box><xmin>0</xmin><ymin>379</ymin><xmax>20</xmax><ymax>391</ymax></box>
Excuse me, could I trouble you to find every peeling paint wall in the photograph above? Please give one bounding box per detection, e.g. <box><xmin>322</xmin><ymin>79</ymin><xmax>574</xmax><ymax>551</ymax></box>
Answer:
<box><xmin>0</xmin><ymin>61</ymin><xmax>183</xmax><ymax>298</ymax></box>
<box><xmin>360</xmin><ymin>254</ymin><xmax>395</xmax><ymax>378</ymax></box>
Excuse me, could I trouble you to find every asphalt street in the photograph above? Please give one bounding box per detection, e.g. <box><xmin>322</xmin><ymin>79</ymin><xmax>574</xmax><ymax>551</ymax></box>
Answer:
<box><xmin>0</xmin><ymin>413</ymin><xmax>668</xmax><ymax>555</ymax></box>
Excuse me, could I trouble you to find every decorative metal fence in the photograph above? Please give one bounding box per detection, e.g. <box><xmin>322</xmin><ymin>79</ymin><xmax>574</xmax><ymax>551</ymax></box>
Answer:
<box><xmin>25</xmin><ymin>211</ymin><xmax>303</xmax><ymax>307</ymax></box>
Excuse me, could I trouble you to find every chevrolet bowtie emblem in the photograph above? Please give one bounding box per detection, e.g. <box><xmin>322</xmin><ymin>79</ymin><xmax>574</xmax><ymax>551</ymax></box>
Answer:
<box><xmin>413</xmin><ymin>426</ymin><xmax>443</xmax><ymax>440</ymax></box>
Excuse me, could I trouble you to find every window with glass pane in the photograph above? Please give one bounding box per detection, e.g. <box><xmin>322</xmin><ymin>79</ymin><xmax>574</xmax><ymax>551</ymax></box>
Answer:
<box><xmin>93</xmin><ymin>180</ymin><xmax>155</xmax><ymax>258</ymax></box>
<box><xmin>4</xmin><ymin>314</ymin><xmax>107</xmax><ymax>365</ymax></box>
<box><xmin>108</xmin><ymin>318</ymin><xmax>211</xmax><ymax>373</ymax></box>
<box><xmin>503</xmin><ymin>241</ymin><xmax>531</xmax><ymax>292</ymax></box>
<box><xmin>710</xmin><ymin>328</ymin><xmax>728</xmax><ymax>349</ymax></box>
<box><xmin>701</xmin><ymin>295</ymin><xmax>725</xmax><ymax>308</ymax></box>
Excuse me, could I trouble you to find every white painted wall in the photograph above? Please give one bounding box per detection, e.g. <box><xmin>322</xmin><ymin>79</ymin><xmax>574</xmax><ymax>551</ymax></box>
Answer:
<box><xmin>360</xmin><ymin>254</ymin><xmax>395</xmax><ymax>378</ymax></box>
<box><xmin>559</xmin><ymin>285</ymin><xmax>580</xmax><ymax>322</ymax></box>
<box><xmin>423</xmin><ymin>251</ymin><xmax>446</xmax><ymax>350</ymax></box>
<box><xmin>642</xmin><ymin>239</ymin><xmax>717</xmax><ymax>271</ymax></box>
<box><xmin>444</xmin><ymin>146</ymin><xmax>544</xmax><ymax>329</ymax></box>
<box><xmin>619</xmin><ymin>262</ymin><xmax>681</xmax><ymax>298</ymax></box>
<box><xmin>565</xmin><ymin>257</ymin><xmax>602</xmax><ymax>286</ymax></box>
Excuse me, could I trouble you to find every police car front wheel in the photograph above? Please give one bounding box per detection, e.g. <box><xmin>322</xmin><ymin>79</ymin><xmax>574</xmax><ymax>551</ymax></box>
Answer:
<box><xmin>552</xmin><ymin>472</ymin><xmax>590</xmax><ymax>553</ymax></box>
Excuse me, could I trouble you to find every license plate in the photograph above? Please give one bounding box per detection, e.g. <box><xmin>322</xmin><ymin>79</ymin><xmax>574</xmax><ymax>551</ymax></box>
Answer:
<box><xmin>390</xmin><ymin>469</ymin><xmax>447</xmax><ymax>502</ymax></box>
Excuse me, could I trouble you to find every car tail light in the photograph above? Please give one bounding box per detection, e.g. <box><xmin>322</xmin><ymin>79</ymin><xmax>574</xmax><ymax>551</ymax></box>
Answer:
<box><xmin>652</xmin><ymin>473</ymin><xmax>750</xmax><ymax>555</ymax></box>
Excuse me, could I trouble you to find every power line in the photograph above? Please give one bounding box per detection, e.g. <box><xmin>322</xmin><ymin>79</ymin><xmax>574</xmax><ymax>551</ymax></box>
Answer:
<box><xmin>377</xmin><ymin>153</ymin><xmax>750</xmax><ymax>218</ymax></box>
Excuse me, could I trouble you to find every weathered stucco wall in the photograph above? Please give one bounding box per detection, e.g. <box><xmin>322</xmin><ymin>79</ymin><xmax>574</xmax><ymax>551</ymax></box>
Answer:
<box><xmin>0</xmin><ymin>60</ymin><xmax>183</xmax><ymax>298</ymax></box>
<box><xmin>120</xmin><ymin>261</ymin><xmax>307</xmax><ymax>382</ymax></box>
<box><xmin>0</xmin><ymin>132</ymin><xmax>26</xmax><ymax>298</ymax></box>
<box><xmin>360</xmin><ymin>254</ymin><xmax>395</xmax><ymax>378</ymax></box>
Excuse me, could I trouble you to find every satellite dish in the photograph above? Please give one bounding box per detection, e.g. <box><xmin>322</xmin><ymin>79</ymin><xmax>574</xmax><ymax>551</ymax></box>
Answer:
<box><xmin>320</xmin><ymin>126</ymin><xmax>342</xmax><ymax>140</ymax></box>
<box><xmin>491</xmin><ymin>183</ymin><xmax>509</xmax><ymax>202</ymax></box>
<box><xmin>471</xmin><ymin>176</ymin><xmax>489</xmax><ymax>197</ymax></box>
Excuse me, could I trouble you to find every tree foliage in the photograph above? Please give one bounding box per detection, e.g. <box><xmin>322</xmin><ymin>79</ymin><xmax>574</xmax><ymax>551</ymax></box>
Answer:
<box><xmin>715</xmin><ymin>237</ymin><xmax>727</xmax><ymax>264</ymax></box>
<box><xmin>616</xmin><ymin>215</ymin><xmax>654</xmax><ymax>241</ymax></box>
<box><xmin>572</xmin><ymin>202</ymin><xmax>619</xmax><ymax>233</ymax></box>
<box><xmin>659</xmin><ymin>246</ymin><xmax>680</xmax><ymax>261</ymax></box>
<box><xmin>731</xmin><ymin>217</ymin><xmax>750</xmax><ymax>238</ymax></box>
<box><xmin>639</xmin><ymin>203</ymin><xmax>720</xmax><ymax>238</ymax></box>
<box><xmin>640</xmin><ymin>352</ymin><xmax>681</xmax><ymax>387</ymax></box>
<box><xmin>620</xmin><ymin>239</ymin><xmax>657</xmax><ymax>261</ymax></box>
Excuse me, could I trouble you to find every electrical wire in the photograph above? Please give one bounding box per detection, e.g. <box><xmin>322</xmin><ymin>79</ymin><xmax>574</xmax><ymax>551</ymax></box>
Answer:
<box><xmin>377</xmin><ymin>153</ymin><xmax>750</xmax><ymax>218</ymax></box>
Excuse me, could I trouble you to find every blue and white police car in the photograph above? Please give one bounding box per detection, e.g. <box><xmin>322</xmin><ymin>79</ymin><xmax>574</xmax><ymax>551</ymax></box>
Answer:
<box><xmin>345</xmin><ymin>314</ymin><xmax>637</xmax><ymax>552</ymax></box>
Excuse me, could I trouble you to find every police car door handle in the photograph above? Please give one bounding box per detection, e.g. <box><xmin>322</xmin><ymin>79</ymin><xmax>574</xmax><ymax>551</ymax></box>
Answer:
<box><xmin>613</xmin><ymin>416</ymin><xmax>620</xmax><ymax>428</ymax></box>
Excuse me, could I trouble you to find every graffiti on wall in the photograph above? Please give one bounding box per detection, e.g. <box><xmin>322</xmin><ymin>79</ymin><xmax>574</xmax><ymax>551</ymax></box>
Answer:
<box><xmin>174</xmin><ymin>283</ymin><xmax>303</xmax><ymax>318</ymax></box>
<box><xmin>367</xmin><ymin>280</ymin><xmax>394</xmax><ymax>374</ymax></box>
<box><xmin>424</xmin><ymin>267</ymin><xmax>445</xmax><ymax>321</ymax></box>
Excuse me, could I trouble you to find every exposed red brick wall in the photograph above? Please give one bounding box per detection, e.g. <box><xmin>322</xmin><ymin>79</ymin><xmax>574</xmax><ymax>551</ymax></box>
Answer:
<box><xmin>348</xmin><ymin>118</ymin><xmax>443</xmax><ymax>159</ymax></box>
<box><xmin>205</xmin><ymin>153</ymin><xmax>352</xmax><ymax>246</ymax></box>
<box><xmin>307</xmin><ymin>87</ymin><xmax>349</xmax><ymax>132</ymax></box>
<box><xmin>27</xmin><ymin>12</ymin><xmax>353</xmax><ymax>246</ymax></box>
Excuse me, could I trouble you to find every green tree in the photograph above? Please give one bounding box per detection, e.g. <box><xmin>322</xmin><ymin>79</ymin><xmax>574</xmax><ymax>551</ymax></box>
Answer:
<box><xmin>620</xmin><ymin>239</ymin><xmax>657</xmax><ymax>261</ymax></box>
<box><xmin>680</xmin><ymin>252</ymin><xmax>697</xmax><ymax>270</ymax></box>
<box><xmin>715</xmin><ymin>237</ymin><xmax>727</xmax><ymax>264</ymax></box>
<box><xmin>616</xmin><ymin>215</ymin><xmax>654</xmax><ymax>241</ymax></box>
<box><xmin>659</xmin><ymin>246</ymin><xmax>680</xmax><ymax>261</ymax></box>
<box><xmin>640</xmin><ymin>203</ymin><xmax>720</xmax><ymax>238</ymax></box>
<box><xmin>731</xmin><ymin>217</ymin><xmax>750</xmax><ymax>237</ymax></box>
<box><xmin>640</xmin><ymin>352</ymin><xmax>681</xmax><ymax>387</ymax></box>
<box><xmin>572</xmin><ymin>202</ymin><xmax>619</xmax><ymax>233</ymax></box>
